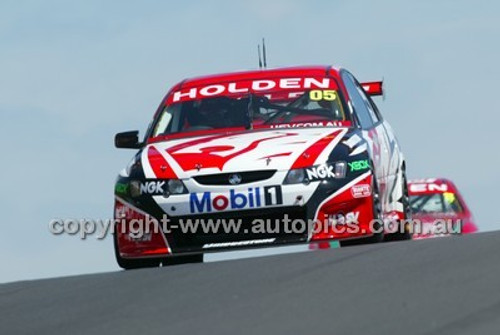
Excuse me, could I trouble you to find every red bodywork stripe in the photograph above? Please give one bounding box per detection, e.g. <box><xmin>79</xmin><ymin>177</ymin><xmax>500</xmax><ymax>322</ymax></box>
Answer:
<box><xmin>148</xmin><ymin>146</ymin><xmax>178</xmax><ymax>179</ymax></box>
<box><xmin>115</xmin><ymin>198</ymin><xmax>170</xmax><ymax>258</ymax></box>
<box><xmin>291</xmin><ymin>129</ymin><xmax>343</xmax><ymax>169</ymax></box>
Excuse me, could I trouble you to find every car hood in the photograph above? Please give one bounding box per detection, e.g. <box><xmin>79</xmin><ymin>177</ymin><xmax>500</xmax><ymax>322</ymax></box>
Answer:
<box><xmin>411</xmin><ymin>212</ymin><xmax>476</xmax><ymax>239</ymax></box>
<box><xmin>141</xmin><ymin>127</ymin><xmax>349</xmax><ymax>179</ymax></box>
<box><xmin>412</xmin><ymin>213</ymin><xmax>465</xmax><ymax>223</ymax></box>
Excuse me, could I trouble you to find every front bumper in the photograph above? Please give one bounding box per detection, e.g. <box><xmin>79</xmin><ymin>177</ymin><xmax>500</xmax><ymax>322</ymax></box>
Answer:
<box><xmin>114</xmin><ymin>171</ymin><xmax>376</xmax><ymax>258</ymax></box>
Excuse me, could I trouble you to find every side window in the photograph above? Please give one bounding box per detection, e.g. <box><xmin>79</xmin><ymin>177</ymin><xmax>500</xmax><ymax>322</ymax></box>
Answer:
<box><xmin>353</xmin><ymin>80</ymin><xmax>381</xmax><ymax>124</ymax></box>
<box><xmin>341</xmin><ymin>71</ymin><xmax>374</xmax><ymax>129</ymax></box>
<box><xmin>366</xmin><ymin>94</ymin><xmax>383</xmax><ymax>122</ymax></box>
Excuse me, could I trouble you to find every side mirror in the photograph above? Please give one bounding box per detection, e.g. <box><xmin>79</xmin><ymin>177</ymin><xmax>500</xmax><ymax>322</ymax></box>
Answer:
<box><xmin>115</xmin><ymin>131</ymin><xmax>142</xmax><ymax>149</ymax></box>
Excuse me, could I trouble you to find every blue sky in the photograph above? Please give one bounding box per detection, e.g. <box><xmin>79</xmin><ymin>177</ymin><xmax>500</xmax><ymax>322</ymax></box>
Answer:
<box><xmin>1</xmin><ymin>0</ymin><xmax>499</xmax><ymax>283</ymax></box>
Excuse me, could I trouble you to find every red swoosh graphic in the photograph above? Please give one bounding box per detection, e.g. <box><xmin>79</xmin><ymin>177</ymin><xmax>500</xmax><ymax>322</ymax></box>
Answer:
<box><xmin>166</xmin><ymin>132</ymin><xmax>297</xmax><ymax>171</ymax></box>
<box><xmin>291</xmin><ymin>129</ymin><xmax>343</xmax><ymax>169</ymax></box>
<box><xmin>148</xmin><ymin>146</ymin><xmax>178</xmax><ymax>179</ymax></box>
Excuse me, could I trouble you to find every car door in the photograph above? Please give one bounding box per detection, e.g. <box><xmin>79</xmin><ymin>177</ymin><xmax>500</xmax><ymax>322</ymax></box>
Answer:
<box><xmin>341</xmin><ymin>70</ymin><xmax>394</xmax><ymax>215</ymax></box>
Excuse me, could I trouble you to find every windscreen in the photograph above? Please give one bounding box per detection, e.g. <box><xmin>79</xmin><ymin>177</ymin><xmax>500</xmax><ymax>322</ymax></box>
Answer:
<box><xmin>151</xmin><ymin>76</ymin><xmax>350</xmax><ymax>138</ymax></box>
<box><xmin>410</xmin><ymin>192</ymin><xmax>463</xmax><ymax>214</ymax></box>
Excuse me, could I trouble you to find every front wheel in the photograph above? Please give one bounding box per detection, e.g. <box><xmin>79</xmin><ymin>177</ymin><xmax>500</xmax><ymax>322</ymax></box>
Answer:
<box><xmin>384</xmin><ymin>169</ymin><xmax>412</xmax><ymax>242</ymax></box>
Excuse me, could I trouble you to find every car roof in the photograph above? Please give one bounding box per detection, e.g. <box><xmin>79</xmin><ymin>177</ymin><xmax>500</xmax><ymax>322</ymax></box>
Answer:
<box><xmin>408</xmin><ymin>178</ymin><xmax>459</xmax><ymax>194</ymax></box>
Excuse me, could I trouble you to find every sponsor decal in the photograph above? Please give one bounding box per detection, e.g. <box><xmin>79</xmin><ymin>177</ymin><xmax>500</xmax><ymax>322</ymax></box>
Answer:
<box><xmin>126</xmin><ymin>232</ymin><xmax>152</xmax><ymax>242</ymax></box>
<box><xmin>309</xmin><ymin>90</ymin><xmax>338</xmax><ymax>101</ymax></box>
<box><xmin>306</xmin><ymin>164</ymin><xmax>336</xmax><ymax>181</ymax></box>
<box><xmin>269</xmin><ymin>121</ymin><xmax>350</xmax><ymax>128</ymax></box>
<box><xmin>348</xmin><ymin>159</ymin><xmax>369</xmax><ymax>172</ymax></box>
<box><xmin>115</xmin><ymin>183</ymin><xmax>128</xmax><ymax>195</ymax></box>
<box><xmin>190</xmin><ymin>185</ymin><xmax>283</xmax><ymax>213</ymax></box>
<box><xmin>409</xmin><ymin>183</ymin><xmax>448</xmax><ymax>193</ymax></box>
<box><xmin>351</xmin><ymin>184</ymin><xmax>372</xmax><ymax>198</ymax></box>
<box><xmin>140</xmin><ymin>181</ymin><xmax>166</xmax><ymax>195</ymax></box>
<box><xmin>169</xmin><ymin>77</ymin><xmax>334</xmax><ymax>103</ymax></box>
<box><xmin>328</xmin><ymin>211</ymin><xmax>360</xmax><ymax>226</ymax></box>
<box><xmin>203</xmin><ymin>238</ymin><xmax>276</xmax><ymax>249</ymax></box>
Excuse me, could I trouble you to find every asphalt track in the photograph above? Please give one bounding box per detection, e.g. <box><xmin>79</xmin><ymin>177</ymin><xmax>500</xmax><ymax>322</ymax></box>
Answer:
<box><xmin>1</xmin><ymin>231</ymin><xmax>500</xmax><ymax>335</ymax></box>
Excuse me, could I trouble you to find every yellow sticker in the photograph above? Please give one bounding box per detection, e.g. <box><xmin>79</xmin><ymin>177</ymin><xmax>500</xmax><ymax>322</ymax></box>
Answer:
<box><xmin>309</xmin><ymin>90</ymin><xmax>337</xmax><ymax>101</ymax></box>
<box><xmin>443</xmin><ymin>192</ymin><xmax>456</xmax><ymax>204</ymax></box>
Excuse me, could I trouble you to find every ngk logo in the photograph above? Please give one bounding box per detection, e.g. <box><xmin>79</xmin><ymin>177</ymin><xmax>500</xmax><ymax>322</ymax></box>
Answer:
<box><xmin>306</xmin><ymin>164</ymin><xmax>336</xmax><ymax>180</ymax></box>
<box><xmin>140</xmin><ymin>181</ymin><xmax>165</xmax><ymax>195</ymax></box>
<box><xmin>189</xmin><ymin>185</ymin><xmax>283</xmax><ymax>213</ymax></box>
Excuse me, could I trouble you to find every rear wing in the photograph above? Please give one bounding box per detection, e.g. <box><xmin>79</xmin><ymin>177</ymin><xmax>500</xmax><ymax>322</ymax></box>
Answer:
<box><xmin>361</xmin><ymin>81</ymin><xmax>383</xmax><ymax>97</ymax></box>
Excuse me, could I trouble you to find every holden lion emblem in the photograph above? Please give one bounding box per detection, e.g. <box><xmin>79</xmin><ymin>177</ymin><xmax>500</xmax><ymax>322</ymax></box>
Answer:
<box><xmin>228</xmin><ymin>173</ymin><xmax>243</xmax><ymax>185</ymax></box>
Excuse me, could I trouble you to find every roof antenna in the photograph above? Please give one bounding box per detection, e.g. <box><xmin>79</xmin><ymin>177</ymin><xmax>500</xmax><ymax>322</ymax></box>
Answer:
<box><xmin>257</xmin><ymin>44</ymin><xmax>263</xmax><ymax>69</ymax></box>
<box><xmin>262</xmin><ymin>38</ymin><xmax>267</xmax><ymax>68</ymax></box>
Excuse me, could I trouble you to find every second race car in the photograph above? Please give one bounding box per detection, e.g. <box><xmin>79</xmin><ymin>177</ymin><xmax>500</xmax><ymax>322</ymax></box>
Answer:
<box><xmin>409</xmin><ymin>178</ymin><xmax>478</xmax><ymax>239</ymax></box>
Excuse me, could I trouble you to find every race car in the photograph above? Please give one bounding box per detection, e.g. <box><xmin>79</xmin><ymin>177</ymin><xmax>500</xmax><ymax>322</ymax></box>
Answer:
<box><xmin>408</xmin><ymin>178</ymin><xmax>478</xmax><ymax>239</ymax></box>
<box><xmin>113</xmin><ymin>65</ymin><xmax>411</xmax><ymax>269</ymax></box>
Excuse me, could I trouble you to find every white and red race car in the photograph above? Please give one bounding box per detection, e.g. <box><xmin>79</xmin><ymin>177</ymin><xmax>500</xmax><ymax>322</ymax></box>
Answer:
<box><xmin>113</xmin><ymin>66</ymin><xmax>410</xmax><ymax>269</ymax></box>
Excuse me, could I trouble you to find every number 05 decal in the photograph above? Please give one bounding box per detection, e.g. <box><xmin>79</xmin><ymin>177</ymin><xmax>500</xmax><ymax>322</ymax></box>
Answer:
<box><xmin>309</xmin><ymin>90</ymin><xmax>337</xmax><ymax>101</ymax></box>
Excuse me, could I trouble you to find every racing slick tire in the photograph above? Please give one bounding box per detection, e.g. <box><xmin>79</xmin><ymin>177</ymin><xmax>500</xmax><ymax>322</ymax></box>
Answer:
<box><xmin>384</xmin><ymin>169</ymin><xmax>413</xmax><ymax>242</ymax></box>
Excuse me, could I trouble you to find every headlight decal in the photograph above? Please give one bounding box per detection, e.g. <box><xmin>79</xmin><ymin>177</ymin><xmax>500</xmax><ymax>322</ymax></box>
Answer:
<box><xmin>128</xmin><ymin>179</ymin><xmax>188</xmax><ymax>198</ymax></box>
<box><xmin>284</xmin><ymin>161</ymin><xmax>347</xmax><ymax>184</ymax></box>
<box><xmin>284</xmin><ymin>169</ymin><xmax>306</xmax><ymax>184</ymax></box>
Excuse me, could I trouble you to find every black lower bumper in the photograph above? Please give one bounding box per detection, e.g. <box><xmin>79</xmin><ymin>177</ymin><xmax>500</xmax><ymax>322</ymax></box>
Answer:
<box><xmin>166</xmin><ymin>206</ymin><xmax>310</xmax><ymax>253</ymax></box>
